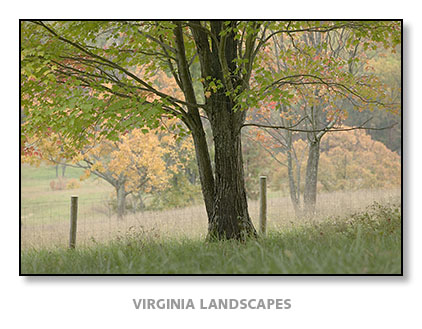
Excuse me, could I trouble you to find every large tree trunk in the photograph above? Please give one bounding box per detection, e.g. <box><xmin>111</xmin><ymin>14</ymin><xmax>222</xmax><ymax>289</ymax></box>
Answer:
<box><xmin>185</xmin><ymin>20</ymin><xmax>258</xmax><ymax>240</ymax></box>
<box><xmin>303</xmin><ymin>140</ymin><xmax>320</xmax><ymax>216</ymax></box>
<box><xmin>207</xmin><ymin>98</ymin><xmax>257</xmax><ymax>240</ymax></box>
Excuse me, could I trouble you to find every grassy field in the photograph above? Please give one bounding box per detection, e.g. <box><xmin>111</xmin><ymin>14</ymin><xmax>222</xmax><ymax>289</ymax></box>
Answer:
<box><xmin>20</xmin><ymin>164</ymin><xmax>402</xmax><ymax>274</ymax></box>
<box><xmin>21</xmin><ymin>164</ymin><xmax>401</xmax><ymax>249</ymax></box>
<box><xmin>21</xmin><ymin>202</ymin><xmax>401</xmax><ymax>274</ymax></box>
<box><xmin>21</xmin><ymin>164</ymin><xmax>114</xmax><ymax>206</ymax></box>
<box><xmin>21</xmin><ymin>187</ymin><xmax>401</xmax><ymax>249</ymax></box>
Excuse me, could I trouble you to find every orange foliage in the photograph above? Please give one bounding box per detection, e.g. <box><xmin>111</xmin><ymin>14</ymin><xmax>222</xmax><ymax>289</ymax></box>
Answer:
<box><xmin>21</xmin><ymin>132</ymin><xmax>69</xmax><ymax>167</ymax></box>
<box><xmin>318</xmin><ymin>128</ymin><xmax>401</xmax><ymax>191</ymax></box>
<box><xmin>77</xmin><ymin>123</ymin><xmax>195</xmax><ymax>195</ymax></box>
<box><xmin>270</xmin><ymin>128</ymin><xmax>400</xmax><ymax>193</ymax></box>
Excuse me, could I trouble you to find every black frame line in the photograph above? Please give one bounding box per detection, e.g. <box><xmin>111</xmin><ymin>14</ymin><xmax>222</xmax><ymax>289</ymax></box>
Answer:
<box><xmin>19</xmin><ymin>19</ymin><xmax>404</xmax><ymax>277</ymax></box>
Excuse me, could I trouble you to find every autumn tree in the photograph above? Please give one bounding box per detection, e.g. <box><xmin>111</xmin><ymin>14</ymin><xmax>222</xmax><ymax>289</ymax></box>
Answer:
<box><xmin>318</xmin><ymin>128</ymin><xmax>401</xmax><ymax>191</ymax></box>
<box><xmin>345</xmin><ymin>48</ymin><xmax>401</xmax><ymax>154</ymax></box>
<box><xmin>271</xmin><ymin>128</ymin><xmax>401</xmax><ymax>194</ymax></box>
<box><xmin>21</xmin><ymin>131</ymin><xmax>69</xmax><ymax>178</ymax></box>
<box><xmin>244</xmin><ymin>25</ymin><xmax>400</xmax><ymax>216</ymax></box>
<box><xmin>76</xmin><ymin>128</ymin><xmax>175</xmax><ymax>217</ymax></box>
<box><xmin>21</xmin><ymin>20</ymin><xmax>400</xmax><ymax>240</ymax></box>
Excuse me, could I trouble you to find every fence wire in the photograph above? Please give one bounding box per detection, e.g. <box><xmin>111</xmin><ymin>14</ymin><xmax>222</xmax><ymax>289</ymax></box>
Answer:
<box><xmin>20</xmin><ymin>188</ymin><xmax>400</xmax><ymax>250</ymax></box>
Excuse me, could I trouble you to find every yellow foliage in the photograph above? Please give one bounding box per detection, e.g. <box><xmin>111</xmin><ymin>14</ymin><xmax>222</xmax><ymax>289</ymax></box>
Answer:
<box><xmin>271</xmin><ymin>128</ymin><xmax>400</xmax><ymax>192</ymax></box>
<box><xmin>21</xmin><ymin>131</ymin><xmax>70</xmax><ymax>167</ymax></box>
<box><xmin>66</xmin><ymin>178</ymin><xmax>81</xmax><ymax>190</ymax></box>
<box><xmin>80</xmin><ymin>169</ymin><xmax>91</xmax><ymax>181</ymax></box>
<box><xmin>319</xmin><ymin>128</ymin><xmax>401</xmax><ymax>190</ymax></box>
<box><xmin>79</xmin><ymin>124</ymin><xmax>195</xmax><ymax>196</ymax></box>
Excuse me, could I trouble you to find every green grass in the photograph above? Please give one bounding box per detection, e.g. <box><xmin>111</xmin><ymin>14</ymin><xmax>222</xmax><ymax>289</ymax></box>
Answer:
<box><xmin>21</xmin><ymin>164</ymin><xmax>113</xmax><ymax>211</ymax></box>
<box><xmin>21</xmin><ymin>203</ymin><xmax>401</xmax><ymax>275</ymax></box>
<box><xmin>21</xmin><ymin>164</ymin><xmax>114</xmax><ymax>227</ymax></box>
<box><xmin>21</xmin><ymin>164</ymin><xmax>114</xmax><ymax>224</ymax></box>
<box><xmin>21</xmin><ymin>163</ymin><xmax>85</xmax><ymax>182</ymax></box>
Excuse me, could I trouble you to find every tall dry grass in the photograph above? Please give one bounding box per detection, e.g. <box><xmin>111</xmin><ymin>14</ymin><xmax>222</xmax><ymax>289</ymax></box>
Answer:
<box><xmin>21</xmin><ymin>188</ymin><xmax>400</xmax><ymax>249</ymax></box>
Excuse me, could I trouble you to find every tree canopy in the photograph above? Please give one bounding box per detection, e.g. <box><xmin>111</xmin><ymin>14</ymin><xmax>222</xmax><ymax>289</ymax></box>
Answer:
<box><xmin>21</xmin><ymin>21</ymin><xmax>400</xmax><ymax>143</ymax></box>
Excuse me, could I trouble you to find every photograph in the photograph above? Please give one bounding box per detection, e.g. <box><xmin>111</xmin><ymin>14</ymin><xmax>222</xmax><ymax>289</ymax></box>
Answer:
<box><xmin>20</xmin><ymin>20</ymin><xmax>402</xmax><ymax>275</ymax></box>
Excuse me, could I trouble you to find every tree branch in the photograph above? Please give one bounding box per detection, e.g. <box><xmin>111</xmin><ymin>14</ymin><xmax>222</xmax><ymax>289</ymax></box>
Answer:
<box><xmin>242</xmin><ymin>119</ymin><xmax>397</xmax><ymax>133</ymax></box>
<box><xmin>265</xmin><ymin>73</ymin><xmax>397</xmax><ymax>108</ymax></box>
<box><xmin>32</xmin><ymin>21</ymin><xmax>205</xmax><ymax>114</ymax></box>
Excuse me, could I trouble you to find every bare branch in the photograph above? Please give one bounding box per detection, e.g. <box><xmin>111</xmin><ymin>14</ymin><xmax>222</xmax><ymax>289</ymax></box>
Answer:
<box><xmin>242</xmin><ymin>119</ymin><xmax>397</xmax><ymax>133</ymax></box>
<box><xmin>266</xmin><ymin>74</ymin><xmax>398</xmax><ymax>108</ymax></box>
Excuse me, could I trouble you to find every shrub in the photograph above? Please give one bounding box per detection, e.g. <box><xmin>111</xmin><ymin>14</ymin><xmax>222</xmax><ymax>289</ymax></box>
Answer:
<box><xmin>66</xmin><ymin>178</ymin><xmax>80</xmax><ymax>190</ymax></box>
<box><xmin>49</xmin><ymin>178</ymin><xmax>67</xmax><ymax>191</ymax></box>
<box><xmin>149</xmin><ymin>176</ymin><xmax>202</xmax><ymax>210</ymax></box>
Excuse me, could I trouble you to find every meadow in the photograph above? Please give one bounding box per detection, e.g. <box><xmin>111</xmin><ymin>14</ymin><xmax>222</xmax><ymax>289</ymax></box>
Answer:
<box><xmin>20</xmin><ymin>164</ymin><xmax>402</xmax><ymax>274</ymax></box>
<box><xmin>21</xmin><ymin>202</ymin><xmax>401</xmax><ymax>274</ymax></box>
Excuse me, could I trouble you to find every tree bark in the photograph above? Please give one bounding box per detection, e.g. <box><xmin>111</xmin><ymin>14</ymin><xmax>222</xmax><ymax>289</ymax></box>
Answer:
<box><xmin>303</xmin><ymin>140</ymin><xmax>320</xmax><ymax>216</ymax></box>
<box><xmin>188</xmin><ymin>21</ymin><xmax>257</xmax><ymax>240</ymax></box>
<box><xmin>287</xmin><ymin>149</ymin><xmax>301</xmax><ymax>217</ymax></box>
<box><xmin>207</xmin><ymin>96</ymin><xmax>257</xmax><ymax>240</ymax></box>
<box><xmin>191</xmin><ymin>126</ymin><xmax>215</xmax><ymax>220</ymax></box>
<box><xmin>173</xmin><ymin>21</ymin><xmax>216</xmax><ymax>221</ymax></box>
<box><xmin>137</xmin><ymin>192</ymin><xmax>145</xmax><ymax>211</ymax></box>
<box><xmin>116</xmin><ymin>184</ymin><xmax>126</xmax><ymax>218</ymax></box>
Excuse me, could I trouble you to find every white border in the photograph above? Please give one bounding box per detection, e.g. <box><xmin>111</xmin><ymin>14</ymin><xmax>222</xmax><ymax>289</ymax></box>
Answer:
<box><xmin>3</xmin><ymin>2</ymin><xmax>420</xmax><ymax>328</ymax></box>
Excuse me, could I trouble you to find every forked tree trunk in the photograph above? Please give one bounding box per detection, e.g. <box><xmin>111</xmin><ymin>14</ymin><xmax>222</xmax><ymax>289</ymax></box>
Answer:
<box><xmin>303</xmin><ymin>140</ymin><xmax>320</xmax><ymax>216</ymax></box>
<box><xmin>183</xmin><ymin>20</ymin><xmax>257</xmax><ymax>240</ymax></box>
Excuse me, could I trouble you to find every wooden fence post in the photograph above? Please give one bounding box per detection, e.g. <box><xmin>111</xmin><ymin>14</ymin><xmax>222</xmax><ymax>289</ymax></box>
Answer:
<box><xmin>259</xmin><ymin>176</ymin><xmax>267</xmax><ymax>235</ymax></box>
<box><xmin>69</xmin><ymin>195</ymin><xmax>78</xmax><ymax>249</ymax></box>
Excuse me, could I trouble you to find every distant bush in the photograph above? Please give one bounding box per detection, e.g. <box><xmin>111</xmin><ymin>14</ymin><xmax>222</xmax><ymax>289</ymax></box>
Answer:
<box><xmin>49</xmin><ymin>178</ymin><xmax>67</xmax><ymax>191</ymax></box>
<box><xmin>49</xmin><ymin>177</ymin><xmax>80</xmax><ymax>190</ymax></box>
<box><xmin>66</xmin><ymin>178</ymin><xmax>80</xmax><ymax>190</ymax></box>
<box><xmin>149</xmin><ymin>176</ymin><xmax>202</xmax><ymax>210</ymax></box>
